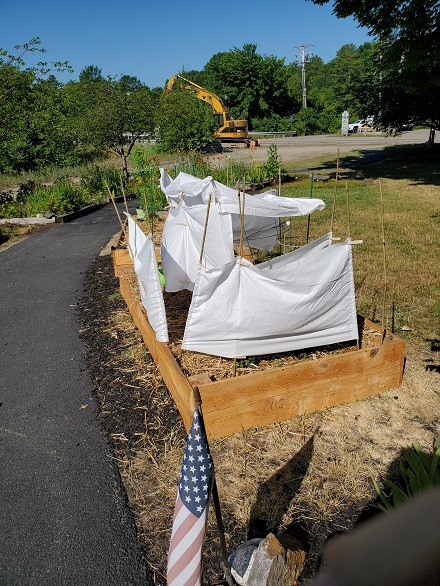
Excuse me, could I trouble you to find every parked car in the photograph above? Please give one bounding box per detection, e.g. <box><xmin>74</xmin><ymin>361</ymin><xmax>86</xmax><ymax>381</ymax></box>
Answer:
<box><xmin>348</xmin><ymin>119</ymin><xmax>370</xmax><ymax>133</ymax></box>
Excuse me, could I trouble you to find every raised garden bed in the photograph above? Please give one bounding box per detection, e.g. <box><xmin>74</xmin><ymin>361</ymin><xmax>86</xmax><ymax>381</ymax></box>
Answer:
<box><xmin>112</xmin><ymin>242</ymin><xmax>406</xmax><ymax>439</ymax></box>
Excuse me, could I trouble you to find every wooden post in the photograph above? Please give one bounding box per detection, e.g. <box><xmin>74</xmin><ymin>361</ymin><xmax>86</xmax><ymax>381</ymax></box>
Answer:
<box><xmin>120</xmin><ymin>174</ymin><xmax>129</xmax><ymax>215</ymax></box>
<box><xmin>345</xmin><ymin>180</ymin><xmax>351</xmax><ymax>239</ymax></box>
<box><xmin>199</xmin><ymin>193</ymin><xmax>213</xmax><ymax>265</ymax></box>
<box><xmin>379</xmin><ymin>180</ymin><xmax>387</xmax><ymax>341</ymax></box>
<box><xmin>330</xmin><ymin>148</ymin><xmax>340</xmax><ymax>236</ymax></box>
<box><xmin>105</xmin><ymin>180</ymin><xmax>130</xmax><ymax>247</ymax></box>
<box><xmin>306</xmin><ymin>172</ymin><xmax>314</xmax><ymax>244</ymax></box>
<box><xmin>192</xmin><ymin>387</ymin><xmax>234</xmax><ymax>586</ymax></box>
<box><xmin>238</xmin><ymin>178</ymin><xmax>246</xmax><ymax>258</ymax></box>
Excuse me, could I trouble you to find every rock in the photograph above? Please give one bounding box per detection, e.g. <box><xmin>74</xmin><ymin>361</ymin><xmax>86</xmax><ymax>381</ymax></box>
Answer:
<box><xmin>44</xmin><ymin>210</ymin><xmax>55</xmax><ymax>219</ymax></box>
<box><xmin>229</xmin><ymin>538</ymin><xmax>262</xmax><ymax>585</ymax></box>
<box><xmin>234</xmin><ymin>533</ymin><xmax>307</xmax><ymax>586</ymax></box>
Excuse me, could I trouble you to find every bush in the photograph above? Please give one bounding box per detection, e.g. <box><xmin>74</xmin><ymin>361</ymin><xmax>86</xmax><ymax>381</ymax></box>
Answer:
<box><xmin>373</xmin><ymin>436</ymin><xmax>440</xmax><ymax>512</ymax></box>
<box><xmin>79</xmin><ymin>165</ymin><xmax>124</xmax><ymax>200</ymax></box>
<box><xmin>0</xmin><ymin>180</ymin><xmax>87</xmax><ymax>218</ymax></box>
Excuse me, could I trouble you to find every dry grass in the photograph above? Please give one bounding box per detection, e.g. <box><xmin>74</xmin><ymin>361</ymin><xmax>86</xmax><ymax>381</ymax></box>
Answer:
<box><xmin>94</xmin><ymin>145</ymin><xmax>439</xmax><ymax>584</ymax></box>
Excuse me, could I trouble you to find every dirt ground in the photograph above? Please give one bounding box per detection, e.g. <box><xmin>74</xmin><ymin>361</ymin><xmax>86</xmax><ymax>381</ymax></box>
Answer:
<box><xmin>78</xmin><ymin>251</ymin><xmax>439</xmax><ymax>585</ymax></box>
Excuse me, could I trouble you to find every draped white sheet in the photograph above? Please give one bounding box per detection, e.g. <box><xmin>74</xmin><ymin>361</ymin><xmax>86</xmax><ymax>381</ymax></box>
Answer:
<box><xmin>160</xmin><ymin>200</ymin><xmax>235</xmax><ymax>292</ymax></box>
<box><xmin>159</xmin><ymin>169</ymin><xmax>326</xmax><ymax>276</ymax></box>
<box><xmin>182</xmin><ymin>234</ymin><xmax>358</xmax><ymax>358</ymax></box>
<box><xmin>127</xmin><ymin>215</ymin><xmax>169</xmax><ymax>343</ymax></box>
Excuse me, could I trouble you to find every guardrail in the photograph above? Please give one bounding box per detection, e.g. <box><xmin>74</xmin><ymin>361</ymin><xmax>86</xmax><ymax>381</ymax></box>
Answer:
<box><xmin>248</xmin><ymin>131</ymin><xmax>297</xmax><ymax>138</ymax></box>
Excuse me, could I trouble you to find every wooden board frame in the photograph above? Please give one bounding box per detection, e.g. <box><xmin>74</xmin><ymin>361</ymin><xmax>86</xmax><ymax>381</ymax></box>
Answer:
<box><xmin>112</xmin><ymin>246</ymin><xmax>406</xmax><ymax>439</ymax></box>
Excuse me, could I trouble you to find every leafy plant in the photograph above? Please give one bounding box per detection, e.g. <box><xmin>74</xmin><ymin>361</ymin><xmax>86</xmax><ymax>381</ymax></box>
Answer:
<box><xmin>373</xmin><ymin>435</ymin><xmax>440</xmax><ymax>513</ymax></box>
<box><xmin>79</xmin><ymin>165</ymin><xmax>123</xmax><ymax>200</ymax></box>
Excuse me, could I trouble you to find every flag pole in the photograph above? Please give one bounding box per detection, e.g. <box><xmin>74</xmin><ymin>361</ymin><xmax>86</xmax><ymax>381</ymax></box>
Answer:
<box><xmin>193</xmin><ymin>386</ymin><xmax>234</xmax><ymax>586</ymax></box>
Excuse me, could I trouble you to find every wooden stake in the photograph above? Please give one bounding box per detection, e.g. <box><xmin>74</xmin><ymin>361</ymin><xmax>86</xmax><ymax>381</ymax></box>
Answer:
<box><xmin>306</xmin><ymin>172</ymin><xmax>314</xmax><ymax>244</ymax></box>
<box><xmin>106</xmin><ymin>180</ymin><xmax>125</xmax><ymax>231</ymax></box>
<box><xmin>199</xmin><ymin>193</ymin><xmax>212</xmax><ymax>265</ymax></box>
<box><xmin>379</xmin><ymin>180</ymin><xmax>387</xmax><ymax>341</ymax></box>
<box><xmin>330</xmin><ymin>148</ymin><xmax>340</xmax><ymax>236</ymax></box>
<box><xmin>345</xmin><ymin>180</ymin><xmax>351</xmax><ymax>239</ymax></box>
<box><xmin>192</xmin><ymin>386</ymin><xmax>234</xmax><ymax>586</ymax></box>
<box><xmin>278</xmin><ymin>165</ymin><xmax>281</xmax><ymax>196</ymax></box>
<box><xmin>120</xmin><ymin>174</ymin><xmax>129</xmax><ymax>215</ymax></box>
<box><xmin>233</xmin><ymin>357</ymin><xmax>237</xmax><ymax>377</ymax></box>
<box><xmin>238</xmin><ymin>177</ymin><xmax>246</xmax><ymax>257</ymax></box>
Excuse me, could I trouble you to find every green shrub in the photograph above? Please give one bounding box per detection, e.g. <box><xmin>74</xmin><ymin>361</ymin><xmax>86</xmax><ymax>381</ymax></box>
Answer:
<box><xmin>373</xmin><ymin>436</ymin><xmax>440</xmax><ymax>513</ymax></box>
<box><xmin>79</xmin><ymin>165</ymin><xmax>124</xmax><ymax>200</ymax></box>
<box><xmin>0</xmin><ymin>180</ymin><xmax>88</xmax><ymax>218</ymax></box>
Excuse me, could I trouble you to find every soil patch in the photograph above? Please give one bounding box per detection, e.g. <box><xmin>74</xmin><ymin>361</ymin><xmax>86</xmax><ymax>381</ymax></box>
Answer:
<box><xmin>0</xmin><ymin>223</ymin><xmax>55</xmax><ymax>252</ymax></box>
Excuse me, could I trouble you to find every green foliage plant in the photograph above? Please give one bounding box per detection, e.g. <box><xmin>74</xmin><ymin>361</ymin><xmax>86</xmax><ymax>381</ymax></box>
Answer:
<box><xmin>373</xmin><ymin>436</ymin><xmax>440</xmax><ymax>513</ymax></box>
<box><xmin>132</xmin><ymin>145</ymin><xmax>167</xmax><ymax>213</ymax></box>
<box><xmin>79</xmin><ymin>165</ymin><xmax>123</xmax><ymax>201</ymax></box>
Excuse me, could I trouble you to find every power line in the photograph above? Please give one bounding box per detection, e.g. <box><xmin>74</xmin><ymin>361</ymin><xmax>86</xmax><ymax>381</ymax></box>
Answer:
<box><xmin>294</xmin><ymin>44</ymin><xmax>314</xmax><ymax>108</ymax></box>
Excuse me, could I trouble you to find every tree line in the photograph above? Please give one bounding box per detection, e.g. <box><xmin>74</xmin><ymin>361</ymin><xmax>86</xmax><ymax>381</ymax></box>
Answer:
<box><xmin>1</xmin><ymin>1</ymin><xmax>438</xmax><ymax>174</ymax></box>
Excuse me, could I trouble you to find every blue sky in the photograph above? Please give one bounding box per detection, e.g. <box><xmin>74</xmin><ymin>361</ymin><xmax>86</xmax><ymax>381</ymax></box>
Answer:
<box><xmin>1</xmin><ymin>0</ymin><xmax>372</xmax><ymax>88</ymax></box>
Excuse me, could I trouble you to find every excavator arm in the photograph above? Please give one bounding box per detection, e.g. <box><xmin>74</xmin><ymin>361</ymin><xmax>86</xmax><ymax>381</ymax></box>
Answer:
<box><xmin>165</xmin><ymin>74</ymin><xmax>248</xmax><ymax>142</ymax></box>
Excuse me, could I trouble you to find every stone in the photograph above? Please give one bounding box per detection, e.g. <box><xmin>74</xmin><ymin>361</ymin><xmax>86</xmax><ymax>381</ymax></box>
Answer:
<box><xmin>229</xmin><ymin>538</ymin><xmax>262</xmax><ymax>585</ymax></box>
<box><xmin>241</xmin><ymin>533</ymin><xmax>307</xmax><ymax>586</ymax></box>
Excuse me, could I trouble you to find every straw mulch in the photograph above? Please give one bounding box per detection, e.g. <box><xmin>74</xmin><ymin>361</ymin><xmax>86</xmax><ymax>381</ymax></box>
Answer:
<box><xmin>79</xmin><ymin>245</ymin><xmax>439</xmax><ymax>585</ymax></box>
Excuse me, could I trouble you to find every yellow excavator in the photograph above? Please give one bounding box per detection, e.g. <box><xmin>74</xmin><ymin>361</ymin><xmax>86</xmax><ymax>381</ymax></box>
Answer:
<box><xmin>165</xmin><ymin>74</ymin><xmax>248</xmax><ymax>143</ymax></box>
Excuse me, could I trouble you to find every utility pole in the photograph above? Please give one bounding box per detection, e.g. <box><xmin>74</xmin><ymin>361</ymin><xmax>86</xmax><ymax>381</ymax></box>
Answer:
<box><xmin>295</xmin><ymin>44</ymin><xmax>314</xmax><ymax>108</ymax></box>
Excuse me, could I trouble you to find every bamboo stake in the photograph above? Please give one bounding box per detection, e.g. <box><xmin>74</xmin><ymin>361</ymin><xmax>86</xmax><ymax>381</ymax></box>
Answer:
<box><xmin>278</xmin><ymin>165</ymin><xmax>281</xmax><ymax>196</ymax></box>
<box><xmin>192</xmin><ymin>386</ymin><xmax>234</xmax><ymax>586</ymax></box>
<box><xmin>306</xmin><ymin>172</ymin><xmax>314</xmax><ymax>244</ymax></box>
<box><xmin>345</xmin><ymin>180</ymin><xmax>351</xmax><ymax>239</ymax></box>
<box><xmin>238</xmin><ymin>177</ymin><xmax>246</xmax><ymax>257</ymax></box>
<box><xmin>199</xmin><ymin>193</ymin><xmax>213</xmax><ymax>265</ymax></box>
<box><xmin>119</xmin><ymin>174</ymin><xmax>129</xmax><ymax>215</ymax></box>
<box><xmin>105</xmin><ymin>180</ymin><xmax>133</xmax><ymax>258</ymax></box>
<box><xmin>330</xmin><ymin>148</ymin><xmax>340</xmax><ymax>236</ymax></box>
<box><xmin>379</xmin><ymin>180</ymin><xmax>387</xmax><ymax>341</ymax></box>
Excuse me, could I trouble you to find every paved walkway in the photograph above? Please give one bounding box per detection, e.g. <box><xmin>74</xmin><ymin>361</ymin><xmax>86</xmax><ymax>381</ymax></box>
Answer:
<box><xmin>0</xmin><ymin>204</ymin><xmax>151</xmax><ymax>585</ymax></box>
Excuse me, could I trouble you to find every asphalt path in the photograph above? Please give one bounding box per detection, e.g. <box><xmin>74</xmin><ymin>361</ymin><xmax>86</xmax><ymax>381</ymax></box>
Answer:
<box><xmin>0</xmin><ymin>203</ymin><xmax>151</xmax><ymax>585</ymax></box>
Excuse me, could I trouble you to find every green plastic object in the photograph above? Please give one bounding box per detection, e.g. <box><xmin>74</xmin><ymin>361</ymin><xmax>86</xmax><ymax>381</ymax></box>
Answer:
<box><xmin>158</xmin><ymin>268</ymin><xmax>166</xmax><ymax>286</ymax></box>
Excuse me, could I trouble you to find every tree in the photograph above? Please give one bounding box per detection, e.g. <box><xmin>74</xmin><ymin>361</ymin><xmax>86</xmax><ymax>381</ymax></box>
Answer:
<box><xmin>64</xmin><ymin>70</ymin><xmax>156</xmax><ymax>178</ymax></box>
<box><xmin>202</xmin><ymin>44</ymin><xmax>292</xmax><ymax>129</ymax></box>
<box><xmin>156</xmin><ymin>86</ymin><xmax>216</xmax><ymax>152</ymax></box>
<box><xmin>310</xmin><ymin>0</ymin><xmax>440</xmax><ymax>131</ymax></box>
<box><xmin>0</xmin><ymin>39</ymin><xmax>74</xmax><ymax>172</ymax></box>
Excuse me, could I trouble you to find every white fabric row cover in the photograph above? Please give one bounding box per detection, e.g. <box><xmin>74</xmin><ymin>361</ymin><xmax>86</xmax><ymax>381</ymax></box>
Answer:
<box><xmin>182</xmin><ymin>233</ymin><xmax>358</xmax><ymax>358</ymax></box>
<box><xmin>160</xmin><ymin>199</ymin><xmax>235</xmax><ymax>292</ymax></box>
<box><xmin>159</xmin><ymin>169</ymin><xmax>326</xmax><ymax>289</ymax></box>
<box><xmin>159</xmin><ymin>169</ymin><xmax>280</xmax><ymax>250</ymax></box>
<box><xmin>160</xmin><ymin>168</ymin><xmax>325</xmax><ymax>217</ymax></box>
<box><xmin>127</xmin><ymin>215</ymin><xmax>169</xmax><ymax>343</ymax></box>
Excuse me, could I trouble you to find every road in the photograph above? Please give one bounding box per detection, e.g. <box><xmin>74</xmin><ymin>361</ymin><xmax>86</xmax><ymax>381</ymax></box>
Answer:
<box><xmin>222</xmin><ymin>128</ymin><xmax>430</xmax><ymax>167</ymax></box>
<box><xmin>0</xmin><ymin>204</ymin><xmax>151</xmax><ymax>585</ymax></box>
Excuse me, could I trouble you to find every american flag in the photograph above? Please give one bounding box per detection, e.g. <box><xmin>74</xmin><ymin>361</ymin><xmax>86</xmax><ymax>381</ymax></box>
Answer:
<box><xmin>167</xmin><ymin>407</ymin><xmax>213</xmax><ymax>586</ymax></box>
